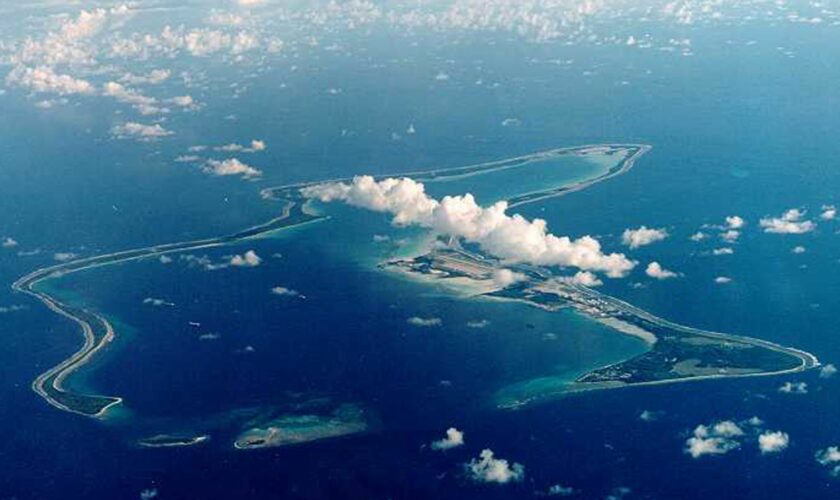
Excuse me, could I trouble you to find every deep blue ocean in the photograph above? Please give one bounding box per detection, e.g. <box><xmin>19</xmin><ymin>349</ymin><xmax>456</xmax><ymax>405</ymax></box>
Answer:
<box><xmin>2</xmin><ymin>22</ymin><xmax>840</xmax><ymax>499</ymax></box>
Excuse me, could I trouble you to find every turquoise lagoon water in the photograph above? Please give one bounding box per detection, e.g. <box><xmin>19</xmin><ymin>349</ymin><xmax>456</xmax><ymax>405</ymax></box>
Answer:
<box><xmin>2</xmin><ymin>21</ymin><xmax>840</xmax><ymax>500</ymax></box>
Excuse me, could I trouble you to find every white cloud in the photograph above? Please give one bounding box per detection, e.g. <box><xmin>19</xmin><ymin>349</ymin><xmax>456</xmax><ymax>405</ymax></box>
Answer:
<box><xmin>467</xmin><ymin>319</ymin><xmax>490</xmax><ymax>328</ymax></box>
<box><xmin>758</xmin><ymin>431</ymin><xmax>789</xmax><ymax>454</ymax></box>
<box><xmin>778</xmin><ymin>381</ymin><xmax>808</xmax><ymax>394</ymax></box>
<box><xmin>820</xmin><ymin>364</ymin><xmax>837</xmax><ymax>379</ymax></box>
<box><xmin>271</xmin><ymin>285</ymin><xmax>302</xmax><ymax>298</ymax></box>
<box><xmin>816</xmin><ymin>446</ymin><xmax>840</xmax><ymax>476</ymax></box>
<box><xmin>0</xmin><ymin>305</ymin><xmax>26</xmax><ymax>314</ymax></box>
<box><xmin>821</xmin><ymin>205</ymin><xmax>837</xmax><ymax>221</ymax></box>
<box><xmin>2</xmin><ymin>237</ymin><xmax>18</xmax><ymax>248</ymax></box>
<box><xmin>720</xmin><ymin>230</ymin><xmax>741</xmax><ymax>243</ymax></box>
<box><xmin>103</xmin><ymin>81</ymin><xmax>165</xmax><ymax>115</ymax></box>
<box><xmin>140</xmin><ymin>488</ymin><xmax>158</xmax><ymax>500</ymax></box>
<box><xmin>6</xmin><ymin>65</ymin><xmax>95</xmax><ymax>95</ymax></box>
<box><xmin>714</xmin><ymin>276</ymin><xmax>732</xmax><ymax>284</ymax></box>
<box><xmin>161</xmin><ymin>26</ymin><xmax>260</xmax><ymax>57</ymax></box>
<box><xmin>7</xmin><ymin>6</ymin><xmax>132</xmax><ymax>67</ymax></box>
<box><xmin>168</xmin><ymin>95</ymin><xmax>197</xmax><ymax>109</ymax></box>
<box><xmin>639</xmin><ymin>410</ymin><xmax>661</xmax><ymax>422</ymax></box>
<box><xmin>545</xmin><ymin>484</ymin><xmax>576</xmax><ymax>496</ymax></box>
<box><xmin>202</xmin><ymin>158</ymin><xmax>262</xmax><ymax>179</ymax></box>
<box><xmin>111</xmin><ymin>121</ymin><xmax>173</xmax><ymax>140</ymax></box>
<box><xmin>622</xmin><ymin>226</ymin><xmax>668</xmax><ymax>249</ymax></box>
<box><xmin>712</xmin><ymin>247</ymin><xmax>734</xmax><ymax>256</ymax></box>
<box><xmin>492</xmin><ymin>268</ymin><xmax>526</xmax><ymax>288</ymax></box>
<box><xmin>120</xmin><ymin>69</ymin><xmax>171</xmax><ymax>85</ymax></box>
<box><xmin>407</xmin><ymin>316</ymin><xmax>442</xmax><ymax>327</ymax></box>
<box><xmin>143</xmin><ymin>297</ymin><xmax>174</xmax><ymax>307</ymax></box>
<box><xmin>792</xmin><ymin>245</ymin><xmax>806</xmax><ymax>254</ymax></box>
<box><xmin>213</xmin><ymin>139</ymin><xmax>266</xmax><ymax>153</ymax></box>
<box><xmin>569</xmin><ymin>270</ymin><xmax>603</xmax><ymax>287</ymax></box>
<box><xmin>302</xmin><ymin>176</ymin><xmax>636</xmax><ymax>278</ymax></box>
<box><xmin>685</xmin><ymin>420</ymin><xmax>743</xmax><ymax>458</ymax></box>
<box><xmin>53</xmin><ymin>252</ymin><xmax>78</xmax><ymax>261</ymax></box>
<box><xmin>237</xmin><ymin>0</ymin><xmax>267</xmax><ymax>6</ymax></box>
<box><xmin>760</xmin><ymin>209</ymin><xmax>816</xmax><ymax>234</ymax></box>
<box><xmin>689</xmin><ymin>231</ymin><xmax>707</xmax><ymax>242</ymax></box>
<box><xmin>431</xmin><ymin>427</ymin><xmax>464</xmax><ymax>450</ymax></box>
<box><xmin>229</xmin><ymin>250</ymin><xmax>261</xmax><ymax>267</ymax></box>
<box><xmin>646</xmin><ymin>261</ymin><xmax>678</xmax><ymax>280</ymax></box>
<box><xmin>711</xmin><ymin>420</ymin><xmax>745</xmax><ymax>438</ymax></box>
<box><xmin>465</xmin><ymin>449</ymin><xmax>524</xmax><ymax>484</ymax></box>
<box><xmin>725</xmin><ymin>216</ymin><xmax>746</xmax><ymax>229</ymax></box>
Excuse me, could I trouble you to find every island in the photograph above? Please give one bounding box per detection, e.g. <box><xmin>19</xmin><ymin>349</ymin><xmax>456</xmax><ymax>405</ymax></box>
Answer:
<box><xmin>234</xmin><ymin>404</ymin><xmax>369</xmax><ymax>449</ymax></box>
<box><xmin>12</xmin><ymin>142</ymin><xmax>819</xmax><ymax>419</ymax></box>
<box><xmin>385</xmin><ymin>244</ymin><xmax>818</xmax><ymax>408</ymax></box>
<box><xmin>137</xmin><ymin>434</ymin><xmax>210</xmax><ymax>448</ymax></box>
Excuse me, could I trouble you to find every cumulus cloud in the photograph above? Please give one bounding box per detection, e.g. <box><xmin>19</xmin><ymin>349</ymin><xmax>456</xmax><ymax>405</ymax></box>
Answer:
<box><xmin>202</xmin><ymin>158</ymin><xmax>262</xmax><ymax>179</ymax></box>
<box><xmin>646</xmin><ymin>261</ymin><xmax>678</xmax><ymax>280</ymax></box>
<box><xmin>167</xmin><ymin>95</ymin><xmax>198</xmax><ymax>109</ymax></box>
<box><xmin>271</xmin><ymin>285</ymin><xmax>303</xmax><ymax>298</ymax></box>
<box><xmin>758</xmin><ymin>431</ymin><xmax>789</xmax><ymax>454</ymax></box>
<box><xmin>120</xmin><ymin>69</ymin><xmax>171</xmax><ymax>85</ymax></box>
<box><xmin>792</xmin><ymin>245</ymin><xmax>806</xmax><ymax>254</ymax></box>
<box><xmin>820</xmin><ymin>364</ymin><xmax>837</xmax><ymax>379</ymax></box>
<box><xmin>622</xmin><ymin>226</ymin><xmax>668</xmax><ymax>249</ymax></box>
<box><xmin>140</xmin><ymin>488</ymin><xmax>159</xmax><ymax>500</ymax></box>
<box><xmin>213</xmin><ymin>139</ymin><xmax>266</xmax><ymax>153</ymax></box>
<box><xmin>6</xmin><ymin>65</ymin><xmax>95</xmax><ymax>95</ymax></box>
<box><xmin>778</xmin><ymin>381</ymin><xmax>808</xmax><ymax>394</ymax></box>
<box><xmin>821</xmin><ymin>205</ymin><xmax>837</xmax><ymax>221</ymax></box>
<box><xmin>816</xmin><ymin>446</ymin><xmax>840</xmax><ymax>476</ymax></box>
<box><xmin>760</xmin><ymin>209</ymin><xmax>816</xmax><ymax>234</ymax></box>
<box><xmin>181</xmin><ymin>254</ymin><xmax>227</xmax><ymax>271</ymax></box>
<box><xmin>111</xmin><ymin>121</ymin><xmax>173</xmax><ymax>140</ymax></box>
<box><xmin>467</xmin><ymin>319</ymin><xmax>490</xmax><ymax>328</ymax></box>
<box><xmin>568</xmin><ymin>270</ymin><xmax>603</xmax><ymax>287</ymax></box>
<box><xmin>685</xmin><ymin>420</ymin><xmax>744</xmax><ymax>458</ymax></box>
<box><xmin>639</xmin><ymin>410</ymin><xmax>661</xmax><ymax>422</ymax></box>
<box><xmin>302</xmin><ymin>176</ymin><xmax>636</xmax><ymax>278</ymax></box>
<box><xmin>2</xmin><ymin>237</ymin><xmax>18</xmax><ymax>248</ymax></box>
<box><xmin>143</xmin><ymin>297</ymin><xmax>174</xmax><ymax>307</ymax></box>
<box><xmin>103</xmin><ymin>81</ymin><xmax>165</xmax><ymax>115</ymax></box>
<box><xmin>712</xmin><ymin>247</ymin><xmax>734</xmax><ymax>256</ymax></box>
<box><xmin>543</xmin><ymin>484</ymin><xmax>576</xmax><ymax>496</ymax></box>
<box><xmin>689</xmin><ymin>231</ymin><xmax>707</xmax><ymax>242</ymax></box>
<box><xmin>229</xmin><ymin>250</ymin><xmax>261</xmax><ymax>267</ymax></box>
<box><xmin>492</xmin><ymin>268</ymin><xmax>526</xmax><ymax>288</ymax></box>
<box><xmin>714</xmin><ymin>276</ymin><xmax>732</xmax><ymax>284</ymax></box>
<box><xmin>159</xmin><ymin>26</ymin><xmax>260</xmax><ymax>57</ymax></box>
<box><xmin>465</xmin><ymin>449</ymin><xmax>524</xmax><ymax>484</ymax></box>
<box><xmin>407</xmin><ymin>316</ymin><xmax>442</xmax><ymax>327</ymax></box>
<box><xmin>720</xmin><ymin>230</ymin><xmax>741</xmax><ymax>243</ymax></box>
<box><xmin>725</xmin><ymin>216</ymin><xmax>745</xmax><ymax>229</ymax></box>
<box><xmin>431</xmin><ymin>427</ymin><xmax>464</xmax><ymax>450</ymax></box>
<box><xmin>53</xmin><ymin>252</ymin><xmax>78</xmax><ymax>262</ymax></box>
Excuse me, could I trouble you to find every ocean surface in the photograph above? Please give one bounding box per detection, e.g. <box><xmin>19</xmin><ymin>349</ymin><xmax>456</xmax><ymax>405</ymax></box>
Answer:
<box><xmin>2</xmin><ymin>21</ymin><xmax>840</xmax><ymax>500</ymax></box>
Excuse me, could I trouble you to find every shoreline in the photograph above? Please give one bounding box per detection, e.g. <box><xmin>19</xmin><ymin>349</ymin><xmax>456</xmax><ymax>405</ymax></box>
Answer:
<box><xmin>13</xmin><ymin>142</ymin><xmax>819</xmax><ymax>418</ymax></box>
<box><xmin>12</xmin><ymin>202</ymin><xmax>327</xmax><ymax>418</ymax></box>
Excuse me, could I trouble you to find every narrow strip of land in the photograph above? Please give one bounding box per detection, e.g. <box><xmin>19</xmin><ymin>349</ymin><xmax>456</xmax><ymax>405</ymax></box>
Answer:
<box><xmin>14</xmin><ymin>143</ymin><xmax>817</xmax><ymax>418</ymax></box>
<box><xmin>13</xmin><ymin>202</ymin><xmax>326</xmax><ymax>417</ymax></box>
